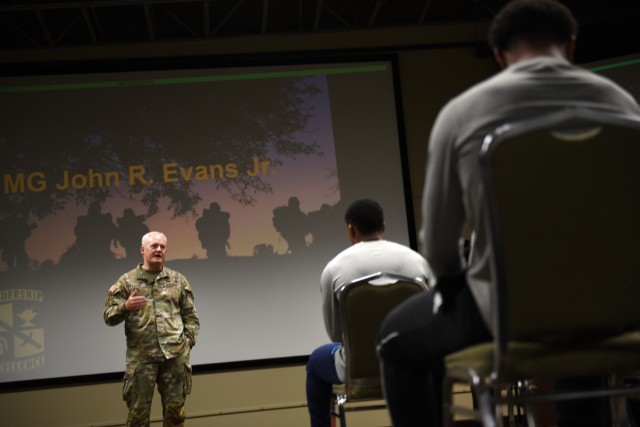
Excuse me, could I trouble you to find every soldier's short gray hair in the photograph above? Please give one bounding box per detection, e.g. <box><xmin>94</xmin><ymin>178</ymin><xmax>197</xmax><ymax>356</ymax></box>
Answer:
<box><xmin>141</xmin><ymin>231</ymin><xmax>167</xmax><ymax>246</ymax></box>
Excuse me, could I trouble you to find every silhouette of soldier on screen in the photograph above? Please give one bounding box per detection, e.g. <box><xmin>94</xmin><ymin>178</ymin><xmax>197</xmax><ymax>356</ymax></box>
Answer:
<box><xmin>272</xmin><ymin>196</ymin><xmax>308</xmax><ymax>254</ymax></box>
<box><xmin>115</xmin><ymin>208</ymin><xmax>149</xmax><ymax>260</ymax></box>
<box><xmin>195</xmin><ymin>202</ymin><xmax>230</xmax><ymax>259</ymax></box>
<box><xmin>307</xmin><ymin>202</ymin><xmax>346</xmax><ymax>255</ymax></box>
<box><xmin>62</xmin><ymin>201</ymin><xmax>117</xmax><ymax>263</ymax></box>
<box><xmin>0</xmin><ymin>213</ymin><xmax>36</xmax><ymax>272</ymax></box>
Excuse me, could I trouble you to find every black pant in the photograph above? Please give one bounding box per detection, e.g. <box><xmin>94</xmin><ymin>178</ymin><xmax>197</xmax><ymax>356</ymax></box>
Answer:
<box><xmin>377</xmin><ymin>273</ymin><xmax>630</xmax><ymax>427</ymax></box>
<box><xmin>376</xmin><ymin>272</ymin><xmax>492</xmax><ymax>426</ymax></box>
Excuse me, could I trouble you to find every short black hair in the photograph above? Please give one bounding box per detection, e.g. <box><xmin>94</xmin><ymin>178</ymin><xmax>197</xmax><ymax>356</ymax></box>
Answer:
<box><xmin>488</xmin><ymin>0</ymin><xmax>577</xmax><ymax>52</ymax></box>
<box><xmin>344</xmin><ymin>199</ymin><xmax>384</xmax><ymax>235</ymax></box>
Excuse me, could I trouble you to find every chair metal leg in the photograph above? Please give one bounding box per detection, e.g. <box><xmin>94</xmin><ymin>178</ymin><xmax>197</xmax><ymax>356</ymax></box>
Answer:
<box><xmin>523</xmin><ymin>401</ymin><xmax>538</xmax><ymax>427</ymax></box>
<box><xmin>508</xmin><ymin>382</ymin><xmax>530</xmax><ymax>427</ymax></box>
<box><xmin>609</xmin><ymin>375</ymin><xmax>634</xmax><ymax>427</ymax></box>
<box><xmin>472</xmin><ymin>383</ymin><xmax>497</xmax><ymax>427</ymax></box>
<box><xmin>518</xmin><ymin>382</ymin><xmax>539</xmax><ymax>427</ymax></box>
<box><xmin>336</xmin><ymin>394</ymin><xmax>347</xmax><ymax>427</ymax></box>
<box><xmin>507</xmin><ymin>385</ymin><xmax>516</xmax><ymax>427</ymax></box>
<box><xmin>443</xmin><ymin>376</ymin><xmax>455</xmax><ymax>427</ymax></box>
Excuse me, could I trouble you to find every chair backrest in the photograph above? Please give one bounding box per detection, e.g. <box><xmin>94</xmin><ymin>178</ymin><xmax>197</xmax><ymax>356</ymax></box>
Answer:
<box><xmin>336</xmin><ymin>272</ymin><xmax>428</xmax><ymax>397</ymax></box>
<box><xmin>479</xmin><ymin>108</ymin><xmax>640</xmax><ymax>359</ymax></box>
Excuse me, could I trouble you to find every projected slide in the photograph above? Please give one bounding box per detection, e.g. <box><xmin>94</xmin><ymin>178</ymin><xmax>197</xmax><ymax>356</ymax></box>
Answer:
<box><xmin>0</xmin><ymin>59</ymin><xmax>412</xmax><ymax>384</ymax></box>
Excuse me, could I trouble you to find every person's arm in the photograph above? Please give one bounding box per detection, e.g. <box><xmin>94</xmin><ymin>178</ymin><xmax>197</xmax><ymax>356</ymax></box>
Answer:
<box><xmin>103</xmin><ymin>277</ymin><xmax>129</xmax><ymax>326</ymax></box>
<box><xmin>416</xmin><ymin>254</ymin><xmax>434</xmax><ymax>289</ymax></box>
<box><xmin>420</xmin><ymin>104</ymin><xmax>467</xmax><ymax>279</ymax></box>
<box><xmin>320</xmin><ymin>265</ymin><xmax>342</xmax><ymax>342</ymax></box>
<box><xmin>180</xmin><ymin>277</ymin><xmax>199</xmax><ymax>348</ymax></box>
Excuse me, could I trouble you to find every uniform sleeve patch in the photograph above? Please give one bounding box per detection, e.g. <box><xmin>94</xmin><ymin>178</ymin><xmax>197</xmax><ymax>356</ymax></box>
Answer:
<box><xmin>109</xmin><ymin>284</ymin><xmax>118</xmax><ymax>294</ymax></box>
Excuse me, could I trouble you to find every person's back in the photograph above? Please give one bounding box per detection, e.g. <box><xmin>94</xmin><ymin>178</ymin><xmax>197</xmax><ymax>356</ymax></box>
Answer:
<box><xmin>321</xmin><ymin>239</ymin><xmax>428</xmax><ymax>342</ymax></box>
<box><xmin>421</xmin><ymin>0</ymin><xmax>640</xmax><ymax>332</ymax></box>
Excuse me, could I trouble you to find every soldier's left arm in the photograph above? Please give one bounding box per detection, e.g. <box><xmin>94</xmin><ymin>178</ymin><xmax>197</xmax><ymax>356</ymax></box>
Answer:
<box><xmin>180</xmin><ymin>275</ymin><xmax>200</xmax><ymax>347</ymax></box>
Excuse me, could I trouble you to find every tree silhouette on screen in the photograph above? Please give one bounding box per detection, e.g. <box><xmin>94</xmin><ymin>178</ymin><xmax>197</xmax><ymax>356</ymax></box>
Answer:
<box><xmin>0</xmin><ymin>75</ymin><xmax>324</xmax><ymax>221</ymax></box>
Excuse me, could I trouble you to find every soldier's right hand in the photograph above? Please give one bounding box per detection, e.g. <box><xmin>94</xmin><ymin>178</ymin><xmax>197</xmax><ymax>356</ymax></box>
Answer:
<box><xmin>125</xmin><ymin>289</ymin><xmax>148</xmax><ymax>311</ymax></box>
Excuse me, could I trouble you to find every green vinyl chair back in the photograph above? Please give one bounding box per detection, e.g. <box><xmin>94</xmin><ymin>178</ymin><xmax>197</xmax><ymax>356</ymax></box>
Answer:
<box><xmin>444</xmin><ymin>108</ymin><xmax>640</xmax><ymax>427</ymax></box>
<box><xmin>338</xmin><ymin>272</ymin><xmax>427</xmax><ymax>395</ymax></box>
<box><xmin>331</xmin><ymin>272</ymin><xmax>427</xmax><ymax>426</ymax></box>
<box><xmin>483</xmin><ymin>108</ymin><xmax>640</xmax><ymax>357</ymax></box>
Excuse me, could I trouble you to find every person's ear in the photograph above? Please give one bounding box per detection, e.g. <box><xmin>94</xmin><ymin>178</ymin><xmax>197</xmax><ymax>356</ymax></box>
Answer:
<box><xmin>347</xmin><ymin>224</ymin><xmax>356</xmax><ymax>239</ymax></box>
<box><xmin>564</xmin><ymin>35</ymin><xmax>576</xmax><ymax>62</ymax></box>
<box><xmin>493</xmin><ymin>48</ymin><xmax>508</xmax><ymax>70</ymax></box>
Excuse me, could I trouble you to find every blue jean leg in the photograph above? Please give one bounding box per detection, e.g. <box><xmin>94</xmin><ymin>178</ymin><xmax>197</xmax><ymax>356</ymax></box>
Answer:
<box><xmin>306</xmin><ymin>343</ymin><xmax>343</xmax><ymax>427</ymax></box>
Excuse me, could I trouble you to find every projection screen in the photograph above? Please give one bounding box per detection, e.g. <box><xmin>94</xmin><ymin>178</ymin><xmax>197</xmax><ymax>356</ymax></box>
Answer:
<box><xmin>0</xmin><ymin>57</ymin><xmax>415</xmax><ymax>385</ymax></box>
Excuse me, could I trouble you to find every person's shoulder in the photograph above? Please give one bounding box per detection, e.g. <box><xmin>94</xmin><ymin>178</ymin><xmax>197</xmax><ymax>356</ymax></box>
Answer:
<box><xmin>324</xmin><ymin>245</ymin><xmax>356</xmax><ymax>266</ymax></box>
<box><xmin>322</xmin><ymin>244</ymin><xmax>364</xmax><ymax>274</ymax></box>
<box><xmin>112</xmin><ymin>267</ymin><xmax>139</xmax><ymax>288</ymax></box>
<box><xmin>578</xmin><ymin>68</ymin><xmax>639</xmax><ymax>104</ymax></box>
<box><xmin>434</xmin><ymin>69</ymin><xmax>509</xmax><ymax>126</ymax></box>
<box><xmin>381</xmin><ymin>240</ymin><xmax>427</xmax><ymax>262</ymax></box>
<box><xmin>381</xmin><ymin>239</ymin><xmax>419</xmax><ymax>252</ymax></box>
<box><xmin>161</xmin><ymin>265</ymin><xmax>183</xmax><ymax>278</ymax></box>
<box><xmin>122</xmin><ymin>265</ymin><xmax>141</xmax><ymax>278</ymax></box>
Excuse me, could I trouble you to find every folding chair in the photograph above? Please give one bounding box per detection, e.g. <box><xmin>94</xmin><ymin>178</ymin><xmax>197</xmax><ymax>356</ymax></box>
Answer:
<box><xmin>443</xmin><ymin>108</ymin><xmax>640</xmax><ymax>427</ymax></box>
<box><xmin>331</xmin><ymin>272</ymin><xmax>428</xmax><ymax>426</ymax></box>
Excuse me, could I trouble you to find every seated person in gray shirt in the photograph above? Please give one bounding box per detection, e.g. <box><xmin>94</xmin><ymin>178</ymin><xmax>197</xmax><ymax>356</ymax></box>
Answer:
<box><xmin>305</xmin><ymin>198</ymin><xmax>430</xmax><ymax>427</ymax></box>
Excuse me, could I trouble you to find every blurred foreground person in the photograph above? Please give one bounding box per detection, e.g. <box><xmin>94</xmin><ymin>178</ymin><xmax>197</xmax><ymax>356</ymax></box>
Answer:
<box><xmin>377</xmin><ymin>1</ymin><xmax>640</xmax><ymax>426</ymax></box>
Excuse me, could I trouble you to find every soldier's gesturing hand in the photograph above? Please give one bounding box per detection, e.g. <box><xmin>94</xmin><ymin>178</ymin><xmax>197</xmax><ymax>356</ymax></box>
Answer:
<box><xmin>125</xmin><ymin>289</ymin><xmax>148</xmax><ymax>311</ymax></box>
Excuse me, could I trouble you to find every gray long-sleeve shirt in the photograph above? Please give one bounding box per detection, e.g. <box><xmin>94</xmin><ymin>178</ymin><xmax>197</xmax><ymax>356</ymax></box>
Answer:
<box><xmin>421</xmin><ymin>56</ymin><xmax>640</xmax><ymax>333</ymax></box>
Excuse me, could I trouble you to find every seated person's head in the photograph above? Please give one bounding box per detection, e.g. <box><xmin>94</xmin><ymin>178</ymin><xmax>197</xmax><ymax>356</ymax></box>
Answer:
<box><xmin>344</xmin><ymin>199</ymin><xmax>385</xmax><ymax>243</ymax></box>
<box><xmin>489</xmin><ymin>0</ymin><xmax>578</xmax><ymax>67</ymax></box>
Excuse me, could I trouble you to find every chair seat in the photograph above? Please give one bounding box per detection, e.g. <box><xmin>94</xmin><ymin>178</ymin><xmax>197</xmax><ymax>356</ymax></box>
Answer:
<box><xmin>446</xmin><ymin>331</ymin><xmax>640</xmax><ymax>381</ymax></box>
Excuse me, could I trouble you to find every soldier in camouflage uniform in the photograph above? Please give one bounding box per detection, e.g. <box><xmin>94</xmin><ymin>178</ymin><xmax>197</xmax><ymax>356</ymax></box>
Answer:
<box><xmin>104</xmin><ymin>231</ymin><xmax>200</xmax><ymax>427</ymax></box>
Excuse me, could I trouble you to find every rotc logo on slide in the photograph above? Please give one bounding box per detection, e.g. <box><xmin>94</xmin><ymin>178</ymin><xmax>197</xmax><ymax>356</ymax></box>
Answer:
<box><xmin>0</xmin><ymin>289</ymin><xmax>45</xmax><ymax>374</ymax></box>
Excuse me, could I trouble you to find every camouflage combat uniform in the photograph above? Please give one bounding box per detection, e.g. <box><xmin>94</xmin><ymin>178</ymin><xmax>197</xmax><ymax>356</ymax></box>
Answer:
<box><xmin>104</xmin><ymin>265</ymin><xmax>200</xmax><ymax>427</ymax></box>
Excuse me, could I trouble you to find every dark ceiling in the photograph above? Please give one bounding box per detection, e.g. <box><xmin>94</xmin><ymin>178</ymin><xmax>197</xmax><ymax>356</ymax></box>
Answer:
<box><xmin>1</xmin><ymin>0</ymin><xmax>639</xmax><ymax>65</ymax></box>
